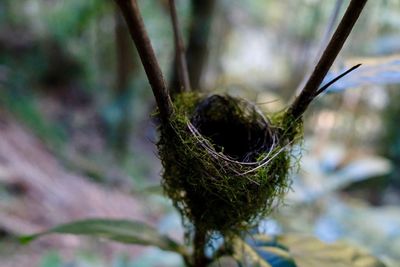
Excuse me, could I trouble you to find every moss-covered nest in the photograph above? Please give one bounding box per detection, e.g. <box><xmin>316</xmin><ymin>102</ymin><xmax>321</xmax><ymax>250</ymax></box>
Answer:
<box><xmin>158</xmin><ymin>93</ymin><xmax>301</xmax><ymax>235</ymax></box>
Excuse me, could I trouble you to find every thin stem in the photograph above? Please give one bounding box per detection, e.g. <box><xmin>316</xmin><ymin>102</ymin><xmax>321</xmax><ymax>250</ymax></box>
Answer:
<box><xmin>193</xmin><ymin>228</ymin><xmax>209</xmax><ymax>267</ymax></box>
<box><xmin>314</xmin><ymin>63</ymin><xmax>361</xmax><ymax>97</ymax></box>
<box><xmin>114</xmin><ymin>0</ymin><xmax>173</xmax><ymax>123</ymax></box>
<box><xmin>287</xmin><ymin>0</ymin><xmax>368</xmax><ymax>120</ymax></box>
<box><xmin>169</xmin><ymin>0</ymin><xmax>191</xmax><ymax>93</ymax></box>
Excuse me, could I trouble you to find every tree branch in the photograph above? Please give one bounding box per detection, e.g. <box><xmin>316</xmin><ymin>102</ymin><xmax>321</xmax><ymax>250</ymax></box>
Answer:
<box><xmin>114</xmin><ymin>0</ymin><xmax>173</xmax><ymax>122</ymax></box>
<box><xmin>287</xmin><ymin>0</ymin><xmax>368</xmax><ymax>120</ymax></box>
<box><xmin>169</xmin><ymin>0</ymin><xmax>191</xmax><ymax>93</ymax></box>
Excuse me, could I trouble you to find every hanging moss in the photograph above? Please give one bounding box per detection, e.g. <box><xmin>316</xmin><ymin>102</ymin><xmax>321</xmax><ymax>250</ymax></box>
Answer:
<box><xmin>158</xmin><ymin>92</ymin><xmax>302</xmax><ymax>235</ymax></box>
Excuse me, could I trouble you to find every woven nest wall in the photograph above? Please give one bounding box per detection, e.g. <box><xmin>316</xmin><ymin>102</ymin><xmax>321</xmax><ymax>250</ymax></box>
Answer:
<box><xmin>158</xmin><ymin>93</ymin><xmax>301</xmax><ymax>235</ymax></box>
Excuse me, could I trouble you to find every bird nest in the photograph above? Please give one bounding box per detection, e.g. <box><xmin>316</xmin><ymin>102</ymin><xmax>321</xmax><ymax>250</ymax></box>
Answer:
<box><xmin>158</xmin><ymin>93</ymin><xmax>301</xmax><ymax>235</ymax></box>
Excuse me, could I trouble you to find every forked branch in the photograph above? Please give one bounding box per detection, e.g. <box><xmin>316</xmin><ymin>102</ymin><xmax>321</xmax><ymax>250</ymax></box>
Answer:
<box><xmin>114</xmin><ymin>0</ymin><xmax>173</xmax><ymax>122</ymax></box>
<box><xmin>169</xmin><ymin>0</ymin><xmax>191</xmax><ymax>93</ymax></box>
<box><xmin>287</xmin><ymin>0</ymin><xmax>368</xmax><ymax>120</ymax></box>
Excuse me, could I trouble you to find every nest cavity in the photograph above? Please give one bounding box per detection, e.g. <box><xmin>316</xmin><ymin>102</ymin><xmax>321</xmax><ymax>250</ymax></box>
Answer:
<box><xmin>158</xmin><ymin>93</ymin><xmax>296</xmax><ymax>234</ymax></box>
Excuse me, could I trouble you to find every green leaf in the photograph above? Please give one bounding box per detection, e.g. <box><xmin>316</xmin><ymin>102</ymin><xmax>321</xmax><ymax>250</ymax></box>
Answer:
<box><xmin>276</xmin><ymin>234</ymin><xmax>386</xmax><ymax>267</ymax></box>
<box><xmin>19</xmin><ymin>218</ymin><xmax>186</xmax><ymax>255</ymax></box>
<box><xmin>39</xmin><ymin>251</ymin><xmax>62</xmax><ymax>267</ymax></box>
<box><xmin>239</xmin><ymin>234</ymin><xmax>386</xmax><ymax>267</ymax></box>
<box><xmin>233</xmin><ymin>236</ymin><xmax>296</xmax><ymax>267</ymax></box>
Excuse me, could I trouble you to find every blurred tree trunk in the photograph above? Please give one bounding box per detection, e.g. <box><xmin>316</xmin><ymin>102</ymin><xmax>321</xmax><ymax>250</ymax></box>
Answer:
<box><xmin>115</xmin><ymin>11</ymin><xmax>135</xmax><ymax>96</ymax></box>
<box><xmin>282</xmin><ymin>2</ymin><xmax>324</xmax><ymax>102</ymax></box>
<box><xmin>112</xmin><ymin>9</ymin><xmax>138</xmax><ymax>161</ymax></box>
<box><xmin>169</xmin><ymin>0</ymin><xmax>216</xmax><ymax>94</ymax></box>
<box><xmin>0</xmin><ymin>0</ymin><xmax>11</xmax><ymax>23</ymax></box>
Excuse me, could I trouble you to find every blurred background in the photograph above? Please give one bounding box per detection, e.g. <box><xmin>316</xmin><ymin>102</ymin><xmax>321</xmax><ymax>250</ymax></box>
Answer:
<box><xmin>0</xmin><ymin>0</ymin><xmax>400</xmax><ymax>266</ymax></box>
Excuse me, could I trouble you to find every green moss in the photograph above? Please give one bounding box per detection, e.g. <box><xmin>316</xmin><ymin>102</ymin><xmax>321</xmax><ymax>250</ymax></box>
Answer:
<box><xmin>158</xmin><ymin>92</ymin><xmax>302</xmax><ymax>236</ymax></box>
<box><xmin>271</xmin><ymin>110</ymin><xmax>304</xmax><ymax>145</ymax></box>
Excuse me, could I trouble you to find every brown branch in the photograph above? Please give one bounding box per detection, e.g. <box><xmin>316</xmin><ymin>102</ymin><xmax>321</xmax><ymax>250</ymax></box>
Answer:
<box><xmin>287</xmin><ymin>0</ymin><xmax>368</xmax><ymax>120</ymax></box>
<box><xmin>169</xmin><ymin>0</ymin><xmax>191</xmax><ymax>93</ymax></box>
<box><xmin>114</xmin><ymin>0</ymin><xmax>173</xmax><ymax>122</ymax></box>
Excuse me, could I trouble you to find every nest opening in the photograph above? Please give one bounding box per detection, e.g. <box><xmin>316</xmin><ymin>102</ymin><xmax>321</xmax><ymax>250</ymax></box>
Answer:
<box><xmin>190</xmin><ymin>95</ymin><xmax>273</xmax><ymax>162</ymax></box>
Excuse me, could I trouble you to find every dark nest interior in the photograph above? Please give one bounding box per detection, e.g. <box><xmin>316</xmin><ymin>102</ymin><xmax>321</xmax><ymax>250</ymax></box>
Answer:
<box><xmin>158</xmin><ymin>93</ymin><xmax>299</xmax><ymax>235</ymax></box>
<box><xmin>191</xmin><ymin>95</ymin><xmax>273</xmax><ymax>162</ymax></box>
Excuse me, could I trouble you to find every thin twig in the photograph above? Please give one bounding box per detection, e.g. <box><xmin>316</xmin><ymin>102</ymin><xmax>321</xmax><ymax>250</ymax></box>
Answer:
<box><xmin>314</xmin><ymin>63</ymin><xmax>361</xmax><ymax>96</ymax></box>
<box><xmin>114</xmin><ymin>0</ymin><xmax>173</xmax><ymax>122</ymax></box>
<box><xmin>169</xmin><ymin>0</ymin><xmax>191</xmax><ymax>92</ymax></box>
<box><xmin>287</xmin><ymin>0</ymin><xmax>368</xmax><ymax>120</ymax></box>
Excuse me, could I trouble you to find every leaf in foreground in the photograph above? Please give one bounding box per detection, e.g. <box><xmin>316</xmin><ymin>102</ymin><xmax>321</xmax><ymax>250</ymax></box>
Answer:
<box><xmin>237</xmin><ymin>233</ymin><xmax>386</xmax><ymax>267</ymax></box>
<box><xmin>233</xmin><ymin>235</ymin><xmax>296</xmax><ymax>267</ymax></box>
<box><xmin>19</xmin><ymin>218</ymin><xmax>186</xmax><ymax>255</ymax></box>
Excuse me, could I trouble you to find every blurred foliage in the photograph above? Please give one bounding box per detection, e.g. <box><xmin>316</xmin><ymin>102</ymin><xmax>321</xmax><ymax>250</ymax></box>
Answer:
<box><xmin>39</xmin><ymin>252</ymin><xmax>62</xmax><ymax>267</ymax></box>
<box><xmin>21</xmin><ymin>219</ymin><xmax>187</xmax><ymax>255</ymax></box>
<box><xmin>266</xmin><ymin>139</ymin><xmax>399</xmax><ymax>267</ymax></box>
<box><xmin>380</xmin><ymin>86</ymin><xmax>400</xmax><ymax>187</ymax></box>
<box><xmin>234</xmin><ymin>233</ymin><xmax>385</xmax><ymax>267</ymax></box>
